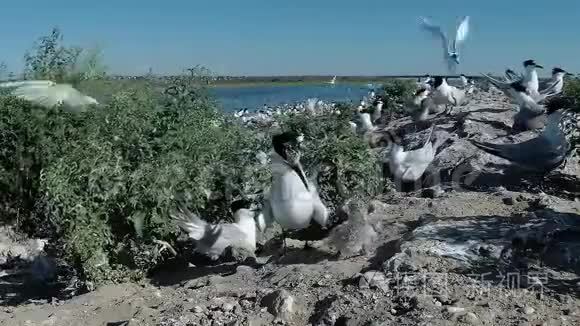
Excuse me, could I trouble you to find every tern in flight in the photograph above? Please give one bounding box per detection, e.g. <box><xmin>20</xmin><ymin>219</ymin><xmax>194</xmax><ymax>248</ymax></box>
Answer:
<box><xmin>420</xmin><ymin>16</ymin><xmax>470</xmax><ymax>74</ymax></box>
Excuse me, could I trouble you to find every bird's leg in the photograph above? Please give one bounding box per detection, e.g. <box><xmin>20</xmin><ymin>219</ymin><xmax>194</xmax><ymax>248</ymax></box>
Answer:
<box><xmin>281</xmin><ymin>230</ymin><xmax>288</xmax><ymax>255</ymax></box>
<box><xmin>153</xmin><ymin>239</ymin><xmax>177</xmax><ymax>256</ymax></box>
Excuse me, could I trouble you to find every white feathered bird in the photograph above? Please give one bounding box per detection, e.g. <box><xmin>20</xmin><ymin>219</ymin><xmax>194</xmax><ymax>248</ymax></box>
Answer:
<box><xmin>385</xmin><ymin>126</ymin><xmax>446</xmax><ymax>183</ymax></box>
<box><xmin>172</xmin><ymin>200</ymin><xmax>257</xmax><ymax>260</ymax></box>
<box><xmin>428</xmin><ymin>76</ymin><xmax>468</xmax><ymax>114</ymax></box>
<box><xmin>0</xmin><ymin>80</ymin><xmax>98</xmax><ymax>111</ymax></box>
<box><xmin>257</xmin><ymin>132</ymin><xmax>328</xmax><ymax>250</ymax></box>
<box><xmin>420</xmin><ymin>16</ymin><xmax>470</xmax><ymax>73</ymax></box>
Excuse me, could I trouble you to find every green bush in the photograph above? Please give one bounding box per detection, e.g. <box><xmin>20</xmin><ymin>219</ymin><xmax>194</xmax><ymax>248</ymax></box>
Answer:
<box><xmin>0</xmin><ymin>73</ymin><xmax>270</xmax><ymax>283</ymax></box>
<box><xmin>2</xmin><ymin>27</ymin><xmax>385</xmax><ymax>286</ymax></box>
<box><xmin>23</xmin><ymin>27</ymin><xmax>108</xmax><ymax>85</ymax></box>
<box><xmin>564</xmin><ymin>76</ymin><xmax>580</xmax><ymax>106</ymax></box>
<box><xmin>1</xmin><ymin>81</ymin><xmax>383</xmax><ymax>284</ymax></box>
<box><xmin>42</xmin><ymin>85</ymin><xmax>275</xmax><ymax>282</ymax></box>
<box><xmin>379</xmin><ymin>79</ymin><xmax>416</xmax><ymax>115</ymax></box>
<box><xmin>275</xmin><ymin>110</ymin><xmax>383</xmax><ymax>218</ymax></box>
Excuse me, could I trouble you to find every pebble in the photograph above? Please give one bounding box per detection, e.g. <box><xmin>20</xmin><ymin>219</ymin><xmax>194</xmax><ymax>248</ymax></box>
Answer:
<box><xmin>221</xmin><ymin>302</ymin><xmax>235</xmax><ymax>312</ymax></box>
<box><xmin>502</xmin><ymin>197</ymin><xmax>515</xmax><ymax>205</ymax></box>
<box><xmin>235</xmin><ymin>265</ymin><xmax>254</xmax><ymax>274</ymax></box>
<box><xmin>239</xmin><ymin>300</ymin><xmax>253</xmax><ymax>309</ymax></box>
<box><xmin>446</xmin><ymin>306</ymin><xmax>466</xmax><ymax>314</ymax></box>
<box><xmin>422</xmin><ymin>186</ymin><xmax>444</xmax><ymax>199</ymax></box>
<box><xmin>358</xmin><ymin>271</ymin><xmax>389</xmax><ymax>292</ymax></box>
<box><xmin>461</xmin><ymin>312</ymin><xmax>480</xmax><ymax>325</ymax></box>
<box><xmin>260</xmin><ymin>289</ymin><xmax>296</xmax><ymax>321</ymax></box>
<box><xmin>523</xmin><ymin>306</ymin><xmax>535</xmax><ymax>315</ymax></box>
<box><xmin>193</xmin><ymin>306</ymin><xmax>204</xmax><ymax>313</ymax></box>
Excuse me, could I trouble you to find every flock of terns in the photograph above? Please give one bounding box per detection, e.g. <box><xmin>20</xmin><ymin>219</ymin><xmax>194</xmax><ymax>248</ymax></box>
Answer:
<box><xmin>170</xmin><ymin>16</ymin><xmax>578</xmax><ymax>260</ymax></box>
<box><xmin>170</xmin><ymin>58</ymin><xmax>578</xmax><ymax>260</ymax></box>
<box><xmin>0</xmin><ymin>15</ymin><xmax>578</xmax><ymax>261</ymax></box>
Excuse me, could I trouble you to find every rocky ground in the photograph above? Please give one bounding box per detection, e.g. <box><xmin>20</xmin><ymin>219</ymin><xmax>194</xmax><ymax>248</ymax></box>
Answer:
<box><xmin>1</xmin><ymin>90</ymin><xmax>580</xmax><ymax>326</ymax></box>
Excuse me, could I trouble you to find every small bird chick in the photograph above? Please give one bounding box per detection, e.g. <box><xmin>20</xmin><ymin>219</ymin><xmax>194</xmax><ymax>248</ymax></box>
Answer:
<box><xmin>325</xmin><ymin>200</ymin><xmax>378</xmax><ymax>258</ymax></box>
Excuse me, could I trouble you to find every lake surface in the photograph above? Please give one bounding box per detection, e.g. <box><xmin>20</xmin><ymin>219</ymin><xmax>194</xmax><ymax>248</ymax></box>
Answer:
<box><xmin>211</xmin><ymin>83</ymin><xmax>378</xmax><ymax>112</ymax></box>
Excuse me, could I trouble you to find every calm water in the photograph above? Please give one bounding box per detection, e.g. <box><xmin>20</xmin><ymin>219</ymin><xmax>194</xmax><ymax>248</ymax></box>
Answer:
<box><xmin>211</xmin><ymin>83</ymin><xmax>377</xmax><ymax>112</ymax></box>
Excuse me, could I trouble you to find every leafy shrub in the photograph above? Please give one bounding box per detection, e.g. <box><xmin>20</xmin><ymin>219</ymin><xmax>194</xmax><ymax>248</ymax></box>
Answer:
<box><xmin>379</xmin><ymin>79</ymin><xmax>416</xmax><ymax>114</ymax></box>
<box><xmin>275</xmin><ymin>110</ymin><xmax>383</xmax><ymax>218</ymax></box>
<box><xmin>0</xmin><ymin>97</ymin><xmax>84</xmax><ymax>234</ymax></box>
<box><xmin>0</xmin><ymin>71</ymin><xmax>271</xmax><ymax>284</ymax></box>
<box><xmin>564</xmin><ymin>76</ymin><xmax>580</xmax><ymax>107</ymax></box>
<box><xmin>40</xmin><ymin>81</ymin><xmax>275</xmax><ymax>283</ymax></box>
<box><xmin>3</xmin><ymin>27</ymin><xmax>385</xmax><ymax>286</ymax></box>
<box><xmin>23</xmin><ymin>27</ymin><xmax>107</xmax><ymax>85</ymax></box>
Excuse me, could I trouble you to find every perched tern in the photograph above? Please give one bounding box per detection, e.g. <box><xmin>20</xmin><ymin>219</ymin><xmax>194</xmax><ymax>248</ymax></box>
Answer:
<box><xmin>385</xmin><ymin>126</ymin><xmax>444</xmax><ymax>184</ymax></box>
<box><xmin>459</xmin><ymin>74</ymin><xmax>469</xmax><ymax>87</ymax></box>
<box><xmin>371</xmin><ymin>100</ymin><xmax>384</xmax><ymax>123</ymax></box>
<box><xmin>257</xmin><ymin>132</ymin><xmax>328</xmax><ymax>251</ymax></box>
<box><xmin>428</xmin><ymin>76</ymin><xmax>468</xmax><ymax>114</ymax></box>
<box><xmin>471</xmin><ymin>110</ymin><xmax>578</xmax><ymax>174</ymax></box>
<box><xmin>539</xmin><ymin>67</ymin><xmax>571</xmax><ymax>96</ymax></box>
<box><xmin>408</xmin><ymin>88</ymin><xmax>433</xmax><ymax>121</ymax></box>
<box><xmin>483</xmin><ymin>60</ymin><xmax>545</xmax><ymax>103</ymax></box>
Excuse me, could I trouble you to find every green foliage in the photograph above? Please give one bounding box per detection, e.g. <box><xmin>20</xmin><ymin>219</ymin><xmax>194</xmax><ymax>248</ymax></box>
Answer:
<box><xmin>0</xmin><ymin>97</ymin><xmax>83</xmax><ymax>233</ymax></box>
<box><xmin>77</xmin><ymin>45</ymin><xmax>107</xmax><ymax>80</ymax></box>
<box><xmin>0</xmin><ymin>70</ymin><xmax>273</xmax><ymax>283</ymax></box>
<box><xmin>3</xmin><ymin>28</ymin><xmax>385</xmax><ymax>286</ymax></box>
<box><xmin>564</xmin><ymin>76</ymin><xmax>580</xmax><ymax>106</ymax></box>
<box><xmin>276</xmin><ymin>111</ymin><xmax>383</xmax><ymax>216</ymax></box>
<box><xmin>24</xmin><ymin>27</ymin><xmax>83</xmax><ymax>83</ymax></box>
<box><xmin>379</xmin><ymin>79</ymin><xmax>416</xmax><ymax>113</ymax></box>
<box><xmin>23</xmin><ymin>27</ymin><xmax>107</xmax><ymax>85</ymax></box>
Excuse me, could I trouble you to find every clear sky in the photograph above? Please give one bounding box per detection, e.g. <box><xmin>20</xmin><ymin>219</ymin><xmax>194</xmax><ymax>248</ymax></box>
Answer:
<box><xmin>2</xmin><ymin>1</ymin><xmax>579</xmax><ymax>76</ymax></box>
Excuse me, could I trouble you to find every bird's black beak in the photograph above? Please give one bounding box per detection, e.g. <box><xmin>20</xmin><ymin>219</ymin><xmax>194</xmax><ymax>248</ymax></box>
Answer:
<box><xmin>535</xmin><ymin>64</ymin><xmax>544</xmax><ymax>69</ymax></box>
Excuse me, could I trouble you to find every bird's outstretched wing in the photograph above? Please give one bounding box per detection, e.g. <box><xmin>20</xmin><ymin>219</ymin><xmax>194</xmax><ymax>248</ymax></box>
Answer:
<box><xmin>11</xmin><ymin>85</ymin><xmax>63</xmax><ymax>108</ymax></box>
<box><xmin>481</xmin><ymin>73</ymin><xmax>511</xmax><ymax>90</ymax></box>
<box><xmin>0</xmin><ymin>80</ymin><xmax>56</xmax><ymax>88</ymax></box>
<box><xmin>3</xmin><ymin>82</ymin><xmax>98</xmax><ymax>111</ymax></box>
<box><xmin>538</xmin><ymin>79</ymin><xmax>563</xmax><ymax>97</ymax></box>
<box><xmin>504</xmin><ymin>69</ymin><xmax>523</xmax><ymax>83</ymax></box>
<box><xmin>171</xmin><ymin>207</ymin><xmax>208</xmax><ymax>240</ymax></box>
<box><xmin>452</xmin><ymin>16</ymin><xmax>470</xmax><ymax>53</ymax></box>
<box><xmin>419</xmin><ymin>16</ymin><xmax>449</xmax><ymax>55</ymax></box>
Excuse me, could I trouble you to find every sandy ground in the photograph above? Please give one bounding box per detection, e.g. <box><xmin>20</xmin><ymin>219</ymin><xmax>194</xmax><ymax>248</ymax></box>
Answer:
<box><xmin>2</xmin><ymin>91</ymin><xmax>580</xmax><ymax>326</ymax></box>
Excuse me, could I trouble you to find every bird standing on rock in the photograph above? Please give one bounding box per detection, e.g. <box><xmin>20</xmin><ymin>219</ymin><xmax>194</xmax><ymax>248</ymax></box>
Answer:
<box><xmin>540</xmin><ymin>67</ymin><xmax>572</xmax><ymax>96</ymax></box>
<box><xmin>408</xmin><ymin>88</ymin><xmax>434</xmax><ymax>121</ymax></box>
<box><xmin>428</xmin><ymin>76</ymin><xmax>468</xmax><ymax>115</ymax></box>
<box><xmin>384</xmin><ymin>125</ymin><xmax>446</xmax><ymax>185</ymax></box>
<box><xmin>482</xmin><ymin>60</ymin><xmax>551</xmax><ymax>104</ymax></box>
<box><xmin>471</xmin><ymin>109</ymin><xmax>578</xmax><ymax>175</ymax></box>
<box><xmin>371</xmin><ymin>99</ymin><xmax>384</xmax><ymax>124</ymax></box>
<box><xmin>257</xmin><ymin>132</ymin><xmax>329</xmax><ymax>252</ymax></box>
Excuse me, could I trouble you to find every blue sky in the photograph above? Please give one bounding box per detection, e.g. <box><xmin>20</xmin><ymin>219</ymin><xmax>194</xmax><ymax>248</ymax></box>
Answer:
<box><xmin>2</xmin><ymin>1</ymin><xmax>579</xmax><ymax>76</ymax></box>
